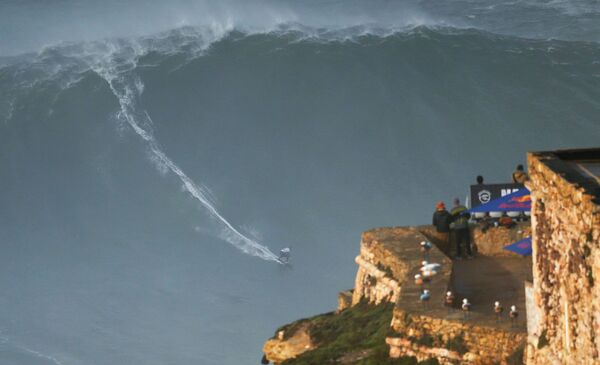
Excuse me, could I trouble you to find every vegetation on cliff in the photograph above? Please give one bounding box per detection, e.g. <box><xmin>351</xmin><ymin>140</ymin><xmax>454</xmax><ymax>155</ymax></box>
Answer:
<box><xmin>277</xmin><ymin>301</ymin><xmax>438</xmax><ymax>365</ymax></box>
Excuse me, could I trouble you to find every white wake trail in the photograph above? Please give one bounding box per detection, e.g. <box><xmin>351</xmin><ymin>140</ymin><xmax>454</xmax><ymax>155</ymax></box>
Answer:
<box><xmin>18</xmin><ymin>346</ymin><xmax>65</xmax><ymax>365</ymax></box>
<box><xmin>95</xmin><ymin>68</ymin><xmax>281</xmax><ymax>263</ymax></box>
<box><xmin>0</xmin><ymin>333</ymin><xmax>66</xmax><ymax>365</ymax></box>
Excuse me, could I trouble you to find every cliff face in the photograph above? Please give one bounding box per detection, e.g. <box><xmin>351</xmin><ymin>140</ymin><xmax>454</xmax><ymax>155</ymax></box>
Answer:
<box><xmin>263</xmin><ymin>301</ymin><xmax>395</xmax><ymax>364</ymax></box>
<box><xmin>263</xmin><ymin>323</ymin><xmax>314</xmax><ymax>364</ymax></box>
<box><xmin>352</xmin><ymin>227</ymin><xmax>429</xmax><ymax>306</ymax></box>
<box><xmin>526</xmin><ymin>152</ymin><xmax>600</xmax><ymax>365</ymax></box>
<box><xmin>263</xmin><ymin>225</ymin><xmax>529</xmax><ymax>365</ymax></box>
<box><xmin>388</xmin><ymin>307</ymin><xmax>526</xmax><ymax>364</ymax></box>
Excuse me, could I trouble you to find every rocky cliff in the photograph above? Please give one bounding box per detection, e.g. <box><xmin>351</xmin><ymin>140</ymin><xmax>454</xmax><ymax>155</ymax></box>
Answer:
<box><xmin>526</xmin><ymin>151</ymin><xmax>600</xmax><ymax>365</ymax></box>
<box><xmin>263</xmin><ymin>225</ymin><xmax>529</xmax><ymax>364</ymax></box>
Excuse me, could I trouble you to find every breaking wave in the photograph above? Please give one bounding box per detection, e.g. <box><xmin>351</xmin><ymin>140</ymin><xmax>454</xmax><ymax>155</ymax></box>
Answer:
<box><xmin>1</xmin><ymin>22</ymin><xmax>599</xmax><ymax>264</ymax></box>
<box><xmin>102</xmin><ymin>73</ymin><xmax>281</xmax><ymax>262</ymax></box>
<box><xmin>83</xmin><ymin>29</ymin><xmax>282</xmax><ymax>263</ymax></box>
<box><xmin>0</xmin><ymin>25</ymin><xmax>290</xmax><ymax>262</ymax></box>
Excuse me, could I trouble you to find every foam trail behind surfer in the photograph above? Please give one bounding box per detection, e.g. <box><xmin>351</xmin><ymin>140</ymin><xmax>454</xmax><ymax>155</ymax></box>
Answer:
<box><xmin>92</xmin><ymin>58</ymin><xmax>281</xmax><ymax>263</ymax></box>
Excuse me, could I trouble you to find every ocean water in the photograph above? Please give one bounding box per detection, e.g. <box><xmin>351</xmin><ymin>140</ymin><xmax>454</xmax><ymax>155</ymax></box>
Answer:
<box><xmin>1</xmin><ymin>1</ymin><xmax>599</xmax><ymax>364</ymax></box>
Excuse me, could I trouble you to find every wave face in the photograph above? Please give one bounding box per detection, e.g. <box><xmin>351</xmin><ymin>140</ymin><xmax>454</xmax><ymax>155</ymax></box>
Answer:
<box><xmin>90</xmin><ymin>35</ymin><xmax>283</xmax><ymax>263</ymax></box>
<box><xmin>1</xmin><ymin>5</ymin><xmax>600</xmax><ymax>365</ymax></box>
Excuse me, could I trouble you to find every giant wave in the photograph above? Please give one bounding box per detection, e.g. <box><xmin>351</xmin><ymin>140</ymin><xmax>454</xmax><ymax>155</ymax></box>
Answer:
<box><xmin>0</xmin><ymin>18</ymin><xmax>599</xmax><ymax>365</ymax></box>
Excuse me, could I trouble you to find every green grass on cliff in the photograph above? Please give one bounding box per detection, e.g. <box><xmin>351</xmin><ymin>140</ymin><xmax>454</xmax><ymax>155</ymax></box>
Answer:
<box><xmin>280</xmin><ymin>301</ymin><xmax>438</xmax><ymax>365</ymax></box>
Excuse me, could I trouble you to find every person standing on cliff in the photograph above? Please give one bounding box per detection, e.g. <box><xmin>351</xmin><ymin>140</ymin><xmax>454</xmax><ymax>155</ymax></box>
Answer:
<box><xmin>450</xmin><ymin>198</ymin><xmax>472</xmax><ymax>259</ymax></box>
<box><xmin>512</xmin><ymin>164</ymin><xmax>529</xmax><ymax>184</ymax></box>
<box><xmin>432</xmin><ymin>201</ymin><xmax>451</xmax><ymax>254</ymax></box>
<box><xmin>432</xmin><ymin>201</ymin><xmax>451</xmax><ymax>232</ymax></box>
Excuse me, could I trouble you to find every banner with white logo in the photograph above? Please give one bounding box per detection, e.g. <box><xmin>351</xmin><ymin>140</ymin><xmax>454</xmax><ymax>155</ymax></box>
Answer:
<box><xmin>470</xmin><ymin>183</ymin><xmax>524</xmax><ymax>208</ymax></box>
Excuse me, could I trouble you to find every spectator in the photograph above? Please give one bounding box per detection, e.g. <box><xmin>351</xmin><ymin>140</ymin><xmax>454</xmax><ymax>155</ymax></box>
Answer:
<box><xmin>450</xmin><ymin>198</ymin><xmax>473</xmax><ymax>259</ymax></box>
<box><xmin>494</xmin><ymin>301</ymin><xmax>504</xmax><ymax>322</ymax></box>
<box><xmin>432</xmin><ymin>201</ymin><xmax>452</xmax><ymax>255</ymax></box>
<box><xmin>445</xmin><ymin>291</ymin><xmax>455</xmax><ymax>308</ymax></box>
<box><xmin>432</xmin><ymin>201</ymin><xmax>451</xmax><ymax>233</ymax></box>
<box><xmin>462</xmin><ymin>298</ymin><xmax>471</xmax><ymax>320</ymax></box>
<box><xmin>479</xmin><ymin>212</ymin><xmax>494</xmax><ymax>233</ymax></box>
<box><xmin>510</xmin><ymin>305</ymin><xmax>519</xmax><ymax>327</ymax></box>
<box><xmin>476</xmin><ymin>175</ymin><xmax>484</xmax><ymax>185</ymax></box>
<box><xmin>512</xmin><ymin>164</ymin><xmax>529</xmax><ymax>184</ymax></box>
<box><xmin>414</xmin><ymin>274</ymin><xmax>424</xmax><ymax>286</ymax></box>
<box><xmin>499</xmin><ymin>212</ymin><xmax>516</xmax><ymax>229</ymax></box>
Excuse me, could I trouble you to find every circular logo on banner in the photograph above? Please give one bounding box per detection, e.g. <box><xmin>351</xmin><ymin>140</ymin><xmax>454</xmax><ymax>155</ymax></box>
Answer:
<box><xmin>478</xmin><ymin>190</ymin><xmax>491</xmax><ymax>204</ymax></box>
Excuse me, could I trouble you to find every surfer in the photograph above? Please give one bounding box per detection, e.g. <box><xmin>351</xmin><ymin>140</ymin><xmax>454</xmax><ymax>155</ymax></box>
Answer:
<box><xmin>278</xmin><ymin>248</ymin><xmax>291</xmax><ymax>263</ymax></box>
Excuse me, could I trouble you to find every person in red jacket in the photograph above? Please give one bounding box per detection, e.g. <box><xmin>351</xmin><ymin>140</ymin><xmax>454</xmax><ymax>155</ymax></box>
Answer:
<box><xmin>432</xmin><ymin>201</ymin><xmax>451</xmax><ymax>233</ymax></box>
<box><xmin>432</xmin><ymin>201</ymin><xmax>452</xmax><ymax>254</ymax></box>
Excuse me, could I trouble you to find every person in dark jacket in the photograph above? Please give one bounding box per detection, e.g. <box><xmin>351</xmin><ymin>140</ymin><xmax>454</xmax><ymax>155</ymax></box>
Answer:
<box><xmin>479</xmin><ymin>212</ymin><xmax>494</xmax><ymax>233</ymax></box>
<box><xmin>432</xmin><ymin>201</ymin><xmax>451</xmax><ymax>233</ymax></box>
<box><xmin>432</xmin><ymin>201</ymin><xmax>452</xmax><ymax>255</ymax></box>
<box><xmin>450</xmin><ymin>198</ymin><xmax>472</xmax><ymax>259</ymax></box>
<box><xmin>512</xmin><ymin>164</ymin><xmax>529</xmax><ymax>184</ymax></box>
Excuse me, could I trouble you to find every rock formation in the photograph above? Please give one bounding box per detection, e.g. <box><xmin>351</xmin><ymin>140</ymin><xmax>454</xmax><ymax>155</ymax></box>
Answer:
<box><xmin>264</xmin><ymin>225</ymin><xmax>529</xmax><ymax>364</ymax></box>
<box><xmin>526</xmin><ymin>150</ymin><xmax>600</xmax><ymax>365</ymax></box>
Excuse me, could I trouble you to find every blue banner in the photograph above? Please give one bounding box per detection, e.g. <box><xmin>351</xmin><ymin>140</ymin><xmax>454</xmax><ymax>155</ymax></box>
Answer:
<box><xmin>470</xmin><ymin>183</ymin><xmax>524</xmax><ymax>208</ymax></box>
<box><xmin>468</xmin><ymin>188</ymin><xmax>531</xmax><ymax>213</ymax></box>
<box><xmin>503</xmin><ymin>236</ymin><xmax>532</xmax><ymax>256</ymax></box>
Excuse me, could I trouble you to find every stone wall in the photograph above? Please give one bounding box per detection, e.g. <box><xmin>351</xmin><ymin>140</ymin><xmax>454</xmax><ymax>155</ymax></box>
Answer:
<box><xmin>352</xmin><ymin>253</ymin><xmax>403</xmax><ymax>305</ymax></box>
<box><xmin>419</xmin><ymin>224</ymin><xmax>531</xmax><ymax>258</ymax></box>
<box><xmin>524</xmin><ymin>281</ymin><xmax>542</xmax><ymax>359</ymax></box>
<box><xmin>526</xmin><ymin>152</ymin><xmax>600</xmax><ymax>365</ymax></box>
<box><xmin>388</xmin><ymin>307</ymin><xmax>526</xmax><ymax>365</ymax></box>
<box><xmin>471</xmin><ymin>223</ymin><xmax>531</xmax><ymax>257</ymax></box>
<box><xmin>357</xmin><ymin>227</ymin><xmax>526</xmax><ymax>365</ymax></box>
<box><xmin>351</xmin><ymin>228</ymin><xmax>423</xmax><ymax>306</ymax></box>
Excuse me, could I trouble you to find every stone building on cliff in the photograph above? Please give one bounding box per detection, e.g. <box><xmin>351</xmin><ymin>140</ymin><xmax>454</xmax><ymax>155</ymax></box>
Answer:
<box><xmin>526</xmin><ymin>148</ymin><xmax>600</xmax><ymax>365</ymax></box>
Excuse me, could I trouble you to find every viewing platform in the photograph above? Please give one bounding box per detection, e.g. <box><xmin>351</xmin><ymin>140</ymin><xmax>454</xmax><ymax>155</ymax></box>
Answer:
<box><xmin>263</xmin><ymin>222</ymin><xmax>532</xmax><ymax>364</ymax></box>
<box><xmin>353</xmin><ymin>225</ymin><xmax>530</xmax><ymax>364</ymax></box>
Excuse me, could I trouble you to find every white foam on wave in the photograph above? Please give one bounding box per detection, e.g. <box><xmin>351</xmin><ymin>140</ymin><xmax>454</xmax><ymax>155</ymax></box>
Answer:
<box><xmin>1</xmin><ymin>0</ymin><xmax>444</xmax><ymax>56</ymax></box>
<box><xmin>541</xmin><ymin>0</ymin><xmax>600</xmax><ymax>16</ymax></box>
<box><xmin>81</xmin><ymin>34</ymin><xmax>281</xmax><ymax>263</ymax></box>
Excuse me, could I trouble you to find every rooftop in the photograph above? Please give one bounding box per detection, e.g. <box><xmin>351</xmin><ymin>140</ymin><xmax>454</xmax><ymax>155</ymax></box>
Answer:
<box><xmin>531</xmin><ymin>148</ymin><xmax>600</xmax><ymax>204</ymax></box>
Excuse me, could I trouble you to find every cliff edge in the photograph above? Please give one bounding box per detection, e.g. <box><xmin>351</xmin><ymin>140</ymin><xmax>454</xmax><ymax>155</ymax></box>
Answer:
<box><xmin>263</xmin><ymin>225</ymin><xmax>531</xmax><ymax>365</ymax></box>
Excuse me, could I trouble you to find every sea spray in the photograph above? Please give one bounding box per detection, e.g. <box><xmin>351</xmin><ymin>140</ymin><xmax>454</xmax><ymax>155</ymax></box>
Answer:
<box><xmin>91</xmin><ymin>56</ymin><xmax>281</xmax><ymax>263</ymax></box>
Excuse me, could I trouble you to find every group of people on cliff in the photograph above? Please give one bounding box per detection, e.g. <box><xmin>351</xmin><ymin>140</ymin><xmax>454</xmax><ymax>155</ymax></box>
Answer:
<box><xmin>432</xmin><ymin>164</ymin><xmax>529</xmax><ymax>259</ymax></box>
<box><xmin>432</xmin><ymin>199</ymin><xmax>472</xmax><ymax>259</ymax></box>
